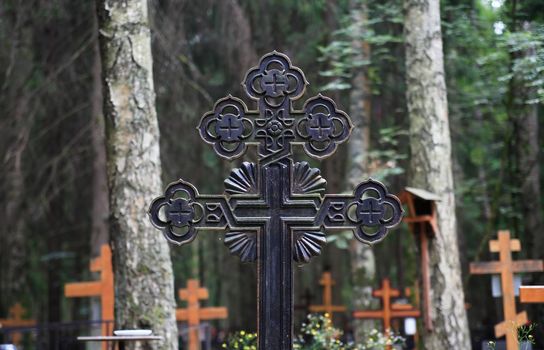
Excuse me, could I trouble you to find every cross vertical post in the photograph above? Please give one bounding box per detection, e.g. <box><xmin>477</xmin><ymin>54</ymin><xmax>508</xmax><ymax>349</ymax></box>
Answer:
<box><xmin>148</xmin><ymin>52</ymin><xmax>404</xmax><ymax>349</ymax></box>
<box><xmin>470</xmin><ymin>230</ymin><xmax>543</xmax><ymax>350</ymax></box>
<box><xmin>309</xmin><ymin>271</ymin><xmax>346</xmax><ymax>320</ymax></box>
<box><xmin>176</xmin><ymin>279</ymin><xmax>228</xmax><ymax>350</ymax></box>
<box><xmin>0</xmin><ymin>303</ymin><xmax>36</xmax><ymax>346</ymax></box>
<box><xmin>64</xmin><ymin>244</ymin><xmax>114</xmax><ymax>341</ymax></box>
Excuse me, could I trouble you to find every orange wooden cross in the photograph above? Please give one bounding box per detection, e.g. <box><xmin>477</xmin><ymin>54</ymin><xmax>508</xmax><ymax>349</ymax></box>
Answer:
<box><xmin>470</xmin><ymin>230</ymin><xmax>543</xmax><ymax>350</ymax></box>
<box><xmin>399</xmin><ymin>188</ymin><xmax>440</xmax><ymax>331</ymax></box>
<box><xmin>176</xmin><ymin>279</ymin><xmax>228</xmax><ymax>350</ymax></box>
<box><xmin>309</xmin><ymin>272</ymin><xmax>346</xmax><ymax>320</ymax></box>
<box><xmin>0</xmin><ymin>303</ymin><xmax>36</xmax><ymax>345</ymax></box>
<box><xmin>64</xmin><ymin>244</ymin><xmax>114</xmax><ymax>338</ymax></box>
<box><xmin>520</xmin><ymin>285</ymin><xmax>544</xmax><ymax>303</ymax></box>
<box><xmin>353</xmin><ymin>278</ymin><xmax>420</xmax><ymax>334</ymax></box>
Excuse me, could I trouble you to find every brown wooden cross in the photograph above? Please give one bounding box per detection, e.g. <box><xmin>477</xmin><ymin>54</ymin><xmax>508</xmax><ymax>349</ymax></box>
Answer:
<box><xmin>64</xmin><ymin>244</ymin><xmax>114</xmax><ymax>339</ymax></box>
<box><xmin>470</xmin><ymin>230</ymin><xmax>543</xmax><ymax>350</ymax></box>
<box><xmin>308</xmin><ymin>272</ymin><xmax>346</xmax><ymax>320</ymax></box>
<box><xmin>353</xmin><ymin>278</ymin><xmax>420</xmax><ymax>334</ymax></box>
<box><xmin>520</xmin><ymin>285</ymin><xmax>544</xmax><ymax>303</ymax></box>
<box><xmin>176</xmin><ymin>279</ymin><xmax>228</xmax><ymax>350</ymax></box>
<box><xmin>0</xmin><ymin>303</ymin><xmax>36</xmax><ymax>345</ymax></box>
<box><xmin>399</xmin><ymin>187</ymin><xmax>440</xmax><ymax>331</ymax></box>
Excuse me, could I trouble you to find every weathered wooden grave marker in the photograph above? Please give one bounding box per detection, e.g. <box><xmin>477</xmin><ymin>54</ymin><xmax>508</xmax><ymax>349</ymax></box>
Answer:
<box><xmin>64</xmin><ymin>244</ymin><xmax>114</xmax><ymax>338</ymax></box>
<box><xmin>520</xmin><ymin>285</ymin><xmax>544</xmax><ymax>303</ymax></box>
<box><xmin>148</xmin><ymin>52</ymin><xmax>404</xmax><ymax>349</ymax></box>
<box><xmin>353</xmin><ymin>278</ymin><xmax>420</xmax><ymax>335</ymax></box>
<box><xmin>0</xmin><ymin>303</ymin><xmax>36</xmax><ymax>345</ymax></box>
<box><xmin>399</xmin><ymin>187</ymin><xmax>440</xmax><ymax>331</ymax></box>
<box><xmin>308</xmin><ymin>271</ymin><xmax>346</xmax><ymax>320</ymax></box>
<box><xmin>470</xmin><ymin>230</ymin><xmax>543</xmax><ymax>350</ymax></box>
<box><xmin>175</xmin><ymin>279</ymin><xmax>227</xmax><ymax>350</ymax></box>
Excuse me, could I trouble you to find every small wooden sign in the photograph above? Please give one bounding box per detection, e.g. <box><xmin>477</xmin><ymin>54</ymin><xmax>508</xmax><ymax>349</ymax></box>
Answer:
<box><xmin>176</xmin><ymin>279</ymin><xmax>228</xmax><ymax>350</ymax></box>
<box><xmin>308</xmin><ymin>272</ymin><xmax>346</xmax><ymax>320</ymax></box>
<box><xmin>0</xmin><ymin>303</ymin><xmax>36</xmax><ymax>345</ymax></box>
<box><xmin>64</xmin><ymin>244</ymin><xmax>114</xmax><ymax>339</ymax></box>
<box><xmin>520</xmin><ymin>285</ymin><xmax>544</xmax><ymax>303</ymax></box>
<box><xmin>470</xmin><ymin>230</ymin><xmax>543</xmax><ymax>350</ymax></box>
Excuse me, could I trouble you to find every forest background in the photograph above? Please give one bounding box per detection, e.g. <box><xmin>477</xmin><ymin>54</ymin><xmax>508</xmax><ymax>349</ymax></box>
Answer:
<box><xmin>1</xmin><ymin>0</ymin><xmax>543</xmax><ymax>348</ymax></box>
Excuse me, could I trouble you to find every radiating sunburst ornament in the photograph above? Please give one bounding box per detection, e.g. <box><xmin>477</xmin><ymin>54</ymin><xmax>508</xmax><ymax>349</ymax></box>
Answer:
<box><xmin>293</xmin><ymin>230</ymin><xmax>326</xmax><ymax>264</ymax></box>
<box><xmin>292</xmin><ymin>161</ymin><xmax>326</xmax><ymax>194</ymax></box>
<box><xmin>224</xmin><ymin>231</ymin><xmax>257</xmax><ymax>262</ymax></box>
<box><xmin>224</xmin><ymin>162</ymin><xmax>258</xmax><ymax>195</ymax></box>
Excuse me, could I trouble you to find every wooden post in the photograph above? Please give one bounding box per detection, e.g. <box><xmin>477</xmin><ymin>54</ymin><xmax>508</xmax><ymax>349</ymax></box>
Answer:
<box><xmin>175</xmin><ymin>279</ymin><xmax>228</xmax><ymax>350</ymax></box>
<box><xmin>520</xmin><ymin>286</ymin><xmax>544</xmax><ymax>303</ymax></box>
<box><xmin>0</xmin><ymin>303</ymin><xmax>36</xmax><ymax>345</ymax></box>
<box><xmin>353</xmin><ymin>278</ymin><xmax>420</xmax><ymax>349</ymax></box>
<box><xmin>64</xmin><ymin>244</ymin><xmax>114</xmax><ymax>340</ymax></box>
<box><xmin>308</xmin><ymin>272</ymin><xmax>346</xmax><ymax>321</ymax></box>
<box><xmin>470</xmin><ymin>230</ymin><xmax>543</xmax><ymax>350</ymax></box>
<box><xmin>399</xmin><ymin>188</ymin><xmax>440</xmax><ymax>331</ymax></box>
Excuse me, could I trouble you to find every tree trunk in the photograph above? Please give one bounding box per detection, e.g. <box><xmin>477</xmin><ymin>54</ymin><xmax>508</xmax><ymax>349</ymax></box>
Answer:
<box><xmin>96</xmin><ymin>0</ymin><xmax>177</xmax><ymax>348</ymax></box>
<box><xmin>403</xmin><ymin>0</ymin><xmax>471</xmax><ymax>348</ymax></box>
<box><xmin>347</xmin><ymin>0</ymin><xmax>376</xmax><ymax>340</ymax></box>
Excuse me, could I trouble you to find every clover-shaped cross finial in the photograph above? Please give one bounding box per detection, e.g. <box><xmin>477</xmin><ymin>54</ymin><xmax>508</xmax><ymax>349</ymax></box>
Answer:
<box><xmin>197</xmin><ymin>51</ymin><xmax>353</xmax><ymax>162</ymax></box>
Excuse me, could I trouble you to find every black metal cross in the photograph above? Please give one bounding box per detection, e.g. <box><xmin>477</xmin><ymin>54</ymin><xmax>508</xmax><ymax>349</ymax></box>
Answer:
<box><xmin>148</xmin><ymin>52</ymin><xmax>404</xmax><ymax>350</ymax></box>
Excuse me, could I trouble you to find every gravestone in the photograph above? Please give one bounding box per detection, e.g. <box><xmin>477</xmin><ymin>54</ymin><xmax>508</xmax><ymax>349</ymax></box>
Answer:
<box><xmin>148</xmin><ymin>52</ymin><xmax>404</xmax><ymax>349</ymax></box>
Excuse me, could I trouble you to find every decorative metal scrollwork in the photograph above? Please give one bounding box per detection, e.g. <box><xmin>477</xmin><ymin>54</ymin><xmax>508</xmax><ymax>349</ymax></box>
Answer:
<box><xmin>150</xmin><ymin>51</ymin><xmax>404</xmax><ymax>261</ymax></box>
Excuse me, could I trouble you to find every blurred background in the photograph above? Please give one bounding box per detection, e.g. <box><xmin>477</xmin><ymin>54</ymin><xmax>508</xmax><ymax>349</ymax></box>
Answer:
<box><xmin>0</xmin><ymin>0</ymin><xmax>543</xmax><ymax>348</ymax></box>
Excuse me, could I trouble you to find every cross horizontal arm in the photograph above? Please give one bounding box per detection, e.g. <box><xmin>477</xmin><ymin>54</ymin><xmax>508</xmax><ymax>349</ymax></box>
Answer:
<box><xmin>199</xmin><ymin>307</ymin><xmax>228</xmax><ymax>320</ymax></box>
<box><xmin>65</xmin><ymin>281</ymin><xmax>102</xmax><ymax>297</ymax></box>
<box><xmin>309</xmin><ymin>306</ymin><xmax>346</xmax><ymax>312</ymax></box>
<box><xmin>520</xmin><ymin>286</ymin><xmax>544</xmax><ymax>303</ymax></box>
<box><xmin>0</xmin><ymin>320</ymin><xmax>36</xmax><ymax>327</ymax></box>
<box><xmin>353</xmin><ymin>310</ymin><xmax>384</xmax><ymax>318</ymax></box>
<box><xmin>470</xmin><ymin>260</ymin><xmax>544</xmax><ymax>274</ymax></box>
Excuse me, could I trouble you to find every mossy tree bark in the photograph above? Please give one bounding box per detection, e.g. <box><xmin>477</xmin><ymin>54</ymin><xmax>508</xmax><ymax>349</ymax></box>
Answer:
<box><xmin>404</xmin><ymin>0</ymin><xmax>471</xmax><ymax>348</ymax></box>
<box><xmin>96</xmin><ymin>0</ymin><xmax>177</xmax><ymax>348</ymax></box>
<box><xmin>347</xmin><ymin>0</ymin><xmax>376</xmax><ymax>341</ymax></box>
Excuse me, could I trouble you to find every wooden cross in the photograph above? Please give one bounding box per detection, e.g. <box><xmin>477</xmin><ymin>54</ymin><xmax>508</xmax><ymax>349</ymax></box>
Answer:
<box><xmin>399</xmin><ymin>187</ymin><xmax>440</xmax><ymax>331</ymax></box>
<box><xmin>353</xmin><ymin>278</ymin><xmax>420</xmax><ymax>333</ymax></box>
<box><xmin>308</xmin><ymin>272</ymin><xmax>346</xmax><ymax>320</ymax></box>
<box><xmin>64</xmin><ymin>244</ymin><xmax>114</xmax><ymax>339</ymax></box>
<box><xmin>520</xmin><ymin>285</ymin><xmax>544</xmax><ymax>303</ymax></box>
<box><xmin>0</xmin><ymin>303</ymin><xmax>36</xmax><ymax>345</ymax></box>
<box><xmin>470</xmin><ymin>230</ymin><xmax>543</xmax><ymax>350</ymax></box>
<box><xmin>175</xmin><ymin>279</ymin><xmax>228</xmax><ymax>350</ymax></box>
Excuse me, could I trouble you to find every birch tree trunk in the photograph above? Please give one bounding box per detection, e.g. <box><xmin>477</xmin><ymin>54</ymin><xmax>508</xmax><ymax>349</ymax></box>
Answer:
<box><xmin>96</xmin><ymin>0</ymin><xmax>177</xmax><ymax>348</ymax></box>
<box><xmin>403</xmin><ymin>0</ymin><xmax>471</xmax><ymax>348</ymax></box>
<box><xmin>347</xmin><ymin>0</ymin><xmax>376</xmax><ymax>340</ymax></box>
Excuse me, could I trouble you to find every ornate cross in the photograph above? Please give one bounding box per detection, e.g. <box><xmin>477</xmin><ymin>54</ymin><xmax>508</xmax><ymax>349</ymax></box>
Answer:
<box><xmin>353</xmin><ymin>278</ymin><xmax>420</xmax><ymax>335</ymax></box>
<box><xmin>0</xmin><ymin>303</ymin><xmax>36</xmax><ymax>345</ymax></box>
<box><xmin>148</xmin><ymin>52</ymin><xmax>403</xmax><ymax>349</ymax></box>
<box><xmin>470</xmin><ymin>230</ymin><xmax>543</xmax><ymax>350</ymax></box>
<box><xmin>309</xmin><ymin>271</ymin><xmax>346</xmax><ymax>320</ymax></box>
<box><xmin>176</xmin><ymin>279</ymin><xmax>228</xmax><ymax>350</ymax></box>
<box><xmin>65</xmin><ymin>244</ymin><xmax>114</xmax><ymax>340</ymax></box>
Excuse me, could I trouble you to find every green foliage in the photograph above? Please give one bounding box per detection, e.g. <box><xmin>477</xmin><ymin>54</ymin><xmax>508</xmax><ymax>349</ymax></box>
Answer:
<box><xmin>222</xmin><ymin>331</ymin><xmax>257</xmax><ymax>350</ymax></box>
<box><xmin>223</xmin><ymin>314</ymin><xmax>405</xmax><ymax>350</ymax></box>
